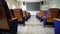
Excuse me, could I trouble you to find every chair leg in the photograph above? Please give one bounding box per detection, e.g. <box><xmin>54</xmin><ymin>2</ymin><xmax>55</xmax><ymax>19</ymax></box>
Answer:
<box><xmin>43</xmin><ymin>18</ymin><xmax>47</xmax><ymax>27</ymax></box>
<box><xmin>0</xmin><ymin>31</ymin><xmax>2</xmax><ymax>34</ymax></box>
<box><xmin>44</xmin><ymin>25</ymin><xmax>46</xmax><ymax>27</ymax></box>
<box><xmin>22</xmin><ymin>20</ymin><xmax>25</xmax><ymax>26</ymax></box>
<box><xmin>23</xmin><ymin>24</ymin><xmax>25</xmax><ymax>26</ymax></box>
<box><xmin>22</xmin><ymin>23</ymin><xmax>25</xmax><ymax>26</ymax></box>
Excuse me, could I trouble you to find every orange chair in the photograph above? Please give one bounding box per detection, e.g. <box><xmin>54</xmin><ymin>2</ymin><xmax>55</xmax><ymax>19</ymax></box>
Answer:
<box><xmin>40</xmin><ymin>10</ymin><xmax>47</xmax><ymax>21</ymax></box>
<box><xmin>13</xmin><ymin>9</ymin><xmax>25</xmax><ymax>25</ymax></box>
<box><xmin>58</xmin><ymin>13</ymin><xmax>60</xmax><ymax>19</ymax></box>
<box><xmin>23</xmin><ymin>11</ymin><xmax>26</xmax><ymax>19</ymax></box>
<box><xmin>13</xmin><ymin>9</ymin><xmax>23</xmax><ymax>21</ymax></box>
<box><xmin>0</xmin><ymin>0</ymin><xmax>18</xmax><ymax>34</ymax></box>
<box><xmin>25</xmin><ymin>11</ymin><xmax>31</xmax><ymax>20</ymax></box>
<box><xmin>36</xmin><ymin>12</ymin><xmax>41</xmax><ymax>20</ymax></box>
<box><xmin>44</xmin><ymin>8</ymin><xmax>59</xmax><ymax>26</ymax></box>
<box><xmin>9</xmin><ymin>9</ymin><xmax>15</xmax><ymax>18</ymax></box>
<box><xmin>36</xmin><ymin>11</ymin><xmax>47</xmax><ymax>21</ymax></box>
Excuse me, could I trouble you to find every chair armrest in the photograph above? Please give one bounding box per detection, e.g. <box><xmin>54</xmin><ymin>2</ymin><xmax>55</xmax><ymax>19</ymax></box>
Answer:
<box><xmin>54</xmin><ymin>18</ymin><xmax>60</xmax><ymax>21</ymax></box>
<box><xmin>9</xmin><ymin>17</ymin><xmax>18</xmax><ymax>22</ymax></box>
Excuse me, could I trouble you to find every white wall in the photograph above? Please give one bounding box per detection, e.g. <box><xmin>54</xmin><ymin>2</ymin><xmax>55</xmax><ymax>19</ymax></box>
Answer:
<box><xmin>6</xmin><ymin>0</ymin><xmax>40</xmax><ymax>15</ymax></box>
<box><xmin>6</xmin><ymin>0</ymin><xmax>60</xmax><ymax>15</ymax></box>
<box><xmin>40</xmin><ymin>0</ymin><xmax>59</xmax><ymax>10</ymax></box>
<box><xmin>5</xmin><ymin>0</ymin><xmax>17</xmax><ymax>9</ymax></box>
<box><xmin>49</xmin><ymin>0</ymin><xmax>57</xmax><ymax>8</ymax></box>
<box><xmin>17</xmin><ymin>0</ymin><xmax>43</xmax><ymax>2</ymax></box>
<box><xmin>17</xmin><ymin>0</ymin><xmax>44</xmax><ymax>10</ymax></box>
<box><xmin>17</xmin><ymin>0</ymin><xmax>42</xmax><ymax>15</ymax></box>
<box><xmin>56</xmin><ymin>0</ymin><xmax>60</xmax><ymax>9</ymax></box>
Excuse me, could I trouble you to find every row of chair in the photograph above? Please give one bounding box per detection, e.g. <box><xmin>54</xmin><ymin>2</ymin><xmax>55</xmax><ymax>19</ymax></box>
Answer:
<box><xmin>0</xmin><ymin>0</ymin><xmax>31</xmax><ymax>34</ymax></box>
<box><xmin>36</xmin><ymin>8</ymin><xmax>60</xmax><ymax>34</ymax></box>
<box><xmin>36</xmin><ymin>8</ymin><xmax>60</xmax><ymax>27</ymax></box>
<box><xmin>9</xmin><ymin>9</ymin><xmax>31</xmax><ymax>25</ymax></box>
<box><xmin>36</xmin><ymin>12</ymin><xmax>41</xmax><ymax>20</ymax></box>
<box><xmin>36</xmin><ymin>10</ymin><xmax>46</xmax><ymax>21</ymax></box>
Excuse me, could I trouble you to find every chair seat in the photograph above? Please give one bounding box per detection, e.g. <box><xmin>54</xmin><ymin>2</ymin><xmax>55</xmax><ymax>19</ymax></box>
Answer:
<box><xmin>47</xmin><ymin>18</ymin><xmax>54</xmax><ymax>22</ymax></box>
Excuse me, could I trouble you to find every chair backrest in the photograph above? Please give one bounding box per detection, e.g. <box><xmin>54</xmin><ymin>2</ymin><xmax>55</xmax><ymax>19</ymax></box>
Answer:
<box><xmin>46</xmin><ymin>8</ymin><xmax>59</xmax><ymax>22</ymax></box>
<box><xmin>13</xmin><ymin>9</ymin><xmax>23</xmax><ymax>21</ymax></box>
<box><xmin>58</xmin><ymin>14</ymin><xmax>60</xmax><ymax>19</ymax></box>
<box><xmin>26</xmin><ymin>12</ymin><xmax>30</xmax><ymax>17</ymax></box>
<box><xmin>41</xmin><ymin>10</ymin><xmax>47</xmax><ymax>19</ymax></box>
<box><xmin>23</xmin><ymin>11</ymin><xmax>26</xmax><ymax>18</ymax></box>
<box><xmin>9</xmin><ymin>9</ymin><xmax>15</xmax><ymax>18</ymax></box>
<box><xmin>0</xmin><ymin>0</ymin><xmax>10</xmax><ymax>29</ymax></box>
<box><xmin>47</xmin><ymin>8</ymin><xmax>59</xmax><ymax>18</ymax></box>
<box><xmin>58</xmin><ymin>10</ymin><xmax>60</xmax><ymax>19</ymax></box>
<box><xmin>1</xmin><ymin>0</ymin><xmax>11</xmax><ymax>20</ymax></box>
<box><xmin>37</xmin><ymin>12</ymin><xmax>41</xmax><ymax>17</ymax></box>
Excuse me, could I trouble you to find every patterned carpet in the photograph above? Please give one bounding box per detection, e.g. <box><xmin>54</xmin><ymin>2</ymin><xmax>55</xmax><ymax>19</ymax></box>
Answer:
<box><xmin>18</xmin><ymin>16</ymin><xmax>54</xmax><ymax>34</ymax></box>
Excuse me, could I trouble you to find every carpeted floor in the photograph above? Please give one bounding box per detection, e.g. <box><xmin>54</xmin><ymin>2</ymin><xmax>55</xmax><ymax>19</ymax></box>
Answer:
<box><xmin>18</xmin><ymin>15</ymin><xmax>54</xmax><ymax>34</ymax></box>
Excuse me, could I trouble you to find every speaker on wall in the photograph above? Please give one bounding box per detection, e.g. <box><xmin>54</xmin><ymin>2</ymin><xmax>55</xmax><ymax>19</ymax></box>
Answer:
<box><xmin>40</xmin><ymin>1</ymin><xmax>44</xmax><ymax>5</ymax></box>
<box><xmin>23</xmin><ymin>1</ymin><xmax>25</xmax><ymax>5</ymax></box>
